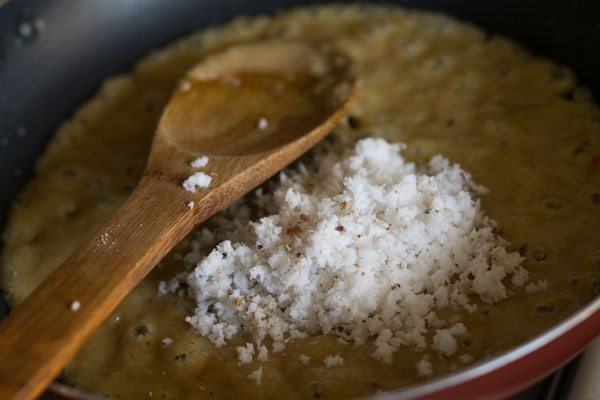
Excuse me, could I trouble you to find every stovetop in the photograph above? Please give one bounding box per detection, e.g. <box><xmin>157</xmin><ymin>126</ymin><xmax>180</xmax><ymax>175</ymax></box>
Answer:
<box><xmin>514</xmin><ymin>338</ymin><xmax>600</xmax><ymax>400</ymax></box>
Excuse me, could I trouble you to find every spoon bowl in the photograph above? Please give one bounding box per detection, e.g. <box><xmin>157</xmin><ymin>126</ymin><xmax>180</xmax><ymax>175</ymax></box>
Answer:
<box><xmin>157</xmin><ymin>41</ymin><xmax>354</xmax><ymax>156</ymax></box>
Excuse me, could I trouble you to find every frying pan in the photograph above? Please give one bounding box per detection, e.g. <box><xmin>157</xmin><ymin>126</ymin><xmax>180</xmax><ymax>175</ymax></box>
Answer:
<box><xmin>1</xmin><ymin>0</ymin><xmax>599</xmax><ymax>399</ymax></box>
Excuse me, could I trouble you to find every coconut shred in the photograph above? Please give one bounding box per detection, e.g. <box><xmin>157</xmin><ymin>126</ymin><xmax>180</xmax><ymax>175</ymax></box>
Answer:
<box><xmin>164</xmin><ymin>139</ymin><xmax>539</xmax><ymax>369</ymax></box>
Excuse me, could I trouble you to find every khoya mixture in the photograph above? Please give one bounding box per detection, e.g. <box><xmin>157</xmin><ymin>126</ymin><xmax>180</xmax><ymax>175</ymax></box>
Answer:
<box><xmin>2</xmin><ymin>4</ymin><xmax>600</xmax><ymax>400</ymax></box>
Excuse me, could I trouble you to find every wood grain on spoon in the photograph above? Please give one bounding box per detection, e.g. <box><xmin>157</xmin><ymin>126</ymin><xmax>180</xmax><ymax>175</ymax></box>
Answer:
<box><xmin>0</xmin><ymin>40</ymin><xmax>357</xmax><ymax>400</ymax></box>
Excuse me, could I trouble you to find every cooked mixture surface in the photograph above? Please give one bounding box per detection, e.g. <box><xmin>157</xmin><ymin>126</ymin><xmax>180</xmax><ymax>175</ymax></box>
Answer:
<box><xmin>2</xmin><ymin>5</ymin><xmax>600</xmax><ymax>400</ymax></box>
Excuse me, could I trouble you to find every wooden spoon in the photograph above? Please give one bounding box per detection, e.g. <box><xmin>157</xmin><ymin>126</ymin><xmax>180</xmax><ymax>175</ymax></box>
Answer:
<box><xmin>0</xmin><ymin>40</ymin><xmax>357</xmax><ymax>400</ymax></box>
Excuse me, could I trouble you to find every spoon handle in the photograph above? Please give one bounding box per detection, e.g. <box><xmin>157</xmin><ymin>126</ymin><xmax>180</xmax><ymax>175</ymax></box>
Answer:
<box><xmin>0</xmin><ymin>174</ymin><xmax>200</xmax><ymax>400</ymax></box>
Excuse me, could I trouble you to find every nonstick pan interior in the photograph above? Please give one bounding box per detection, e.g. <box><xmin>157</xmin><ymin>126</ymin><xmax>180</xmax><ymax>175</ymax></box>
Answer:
<box><xmin>1</xmin><ymin>0</ymin><xmax>600</xmax><ymax>398</ymax></box>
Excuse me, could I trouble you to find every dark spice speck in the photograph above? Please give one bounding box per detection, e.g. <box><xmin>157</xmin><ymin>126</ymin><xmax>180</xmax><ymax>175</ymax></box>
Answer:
<box><xmin>529</xmin><ymin>246</ymin><xmax>547</xmax><ymax>262</ymax></box>
<box><xmin>346</xmin><ymin>115</ymin><xmax>360</xmax><ymax>129</ymax></box>
<box><xmin>537</xmin><ymin>304</ymin><xmax>554</xmax><ymax>313</ymax></box>
<box><xmin>133</xmin><ymin>324</ymin><xmax>149</xmax><ymax>337</ymax></box>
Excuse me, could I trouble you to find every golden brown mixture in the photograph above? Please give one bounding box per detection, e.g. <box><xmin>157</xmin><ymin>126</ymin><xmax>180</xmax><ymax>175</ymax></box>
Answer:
<box><xmin>2</xmin><ymin>5</ymin><xmax>600</xmax><ymax>400</ymax></box>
